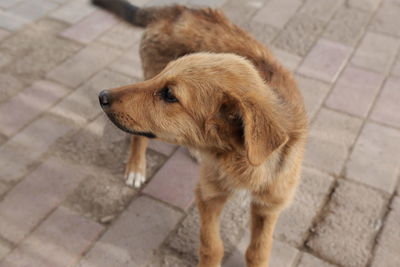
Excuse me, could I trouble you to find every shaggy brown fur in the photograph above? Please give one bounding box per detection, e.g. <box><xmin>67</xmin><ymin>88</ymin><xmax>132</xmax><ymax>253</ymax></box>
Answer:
<box><xmin>94</xmin><ymin>1</ymin><xmax>308</xmax><ymax>266</ymax></box>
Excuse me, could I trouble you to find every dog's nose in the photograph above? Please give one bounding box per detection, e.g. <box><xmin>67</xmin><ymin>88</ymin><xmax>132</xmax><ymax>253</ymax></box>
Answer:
<box><xmin>99</xmin><ymin>90</ymin><xmax>111</xmax><ymax>107</ymax></box>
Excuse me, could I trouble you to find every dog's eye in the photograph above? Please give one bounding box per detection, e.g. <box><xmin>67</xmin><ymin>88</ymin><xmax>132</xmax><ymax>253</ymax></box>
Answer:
<box><xmin>159</xmin><ymin>87</ymin><xmax>178</xmax><ymax>103</ymax></box>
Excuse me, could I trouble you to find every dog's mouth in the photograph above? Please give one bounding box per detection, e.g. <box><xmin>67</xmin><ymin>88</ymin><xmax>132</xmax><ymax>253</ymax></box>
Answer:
<box><xmin>104</xmin><ymin>111</ymin><xmax>156</xmax><ymax>139</ymax></box>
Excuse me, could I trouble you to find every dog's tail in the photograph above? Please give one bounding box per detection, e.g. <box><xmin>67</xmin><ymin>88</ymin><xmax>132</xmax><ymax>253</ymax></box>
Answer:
<box><xmin>91</xmin><ymin>0</ymin><xmax>156</xmax><ymax>27</ymax></box>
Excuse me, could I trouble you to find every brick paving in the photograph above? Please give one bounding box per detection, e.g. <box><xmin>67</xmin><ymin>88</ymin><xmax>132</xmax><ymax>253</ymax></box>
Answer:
<box><xmin>0</xmin><ymin>0</ymin><xmax>399</xmax><ymax>266</ymax></box>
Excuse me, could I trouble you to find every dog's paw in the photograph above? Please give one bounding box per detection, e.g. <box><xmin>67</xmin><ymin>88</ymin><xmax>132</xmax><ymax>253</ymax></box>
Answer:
<box><xmin>125</xmin><ymin>172</ymin><xmax>146</xmax><ymax>188</ymax></box>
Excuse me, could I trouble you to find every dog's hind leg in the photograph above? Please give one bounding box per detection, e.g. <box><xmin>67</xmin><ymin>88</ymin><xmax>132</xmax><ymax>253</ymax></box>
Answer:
<box><xmin>125</xmin><ymin>136</ymin><xmax>148</xmax><ymax>188</ymax></box>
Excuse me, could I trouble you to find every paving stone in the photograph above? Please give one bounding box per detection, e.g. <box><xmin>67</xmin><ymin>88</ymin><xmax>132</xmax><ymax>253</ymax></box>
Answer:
<box><xmin>64</xmin><ymin>169</ymin><xmax>136</xmax><ymax>222</ymax></box>
<box><xmin>295</xmin><ymin>75</ymin><xmax>330</xmax><ymax>120</ymax></box>
<box><xmin>0</xmin><ymin>80</ymin><xmax>70</xmax><ymax>137</ymax></box>
<box><xmin>370</xmin><ymin>76</ymin><xmax>400</xmax><ymax>128</ymax></box>
<box><xmin>352</xmin><ymin>32</ymin><xmax>400</xmax><ymax>73</ymax></box>
<box><xmin>2</xmin><ymin>206</ymin><xmax>103</xmax><ymax>267</ymax></box>
<box><xmin>0</xmin><ymin>0</ymin><xmax>23</xmax><ymax>8</ymax></box>
<box><xmin>0</xmin><ymin>182</ymin><xmax>9</xmax><ymax>198</ymax></box>
<box><xmin>222</xmin><ymin>0</ymin><xmax>263</xmax><ymax>28</ymax></box>
<box><xmin>98</xmin><ymin>22</ymin><xmax>142</xmax><ymax>49</ymax></box>
<box><xmin>0</xmin><ymin>238</ymin><xmax>12</xmax><ymax>261</ymax></box>
<box><xmin>323</xmin><ymin>6</ymin><xmax>371</xmax><ymax>46</ymax></box>
<box><xmin>346</xmin><ymin>122</ymin><xmax>400</xmax><ymax>193</ymax></box>
<box><xmin>51</xmin><ymin>69</ymin><xmax>133</xmax><ymax>126</ymax></box>
<box><xmin>225</xmin><ymin>231</ymin><xmax>299</xmax><ymax>267</ymax></box>
<box><xmin>79</xmin><ymin>196</ymin><xmax>182</xmax><ymax>267</ymax></box>
<box><xmin>274</xmin><ymin>14</ymin><xmax>325</xmax><ymax>56</ymax></box>
<box><xmin>252</xmin><ymin>0</ymin><xmax>302</xmax><ymax>29</ymax></box>
<box><xmin>297</xmin><ymin>39</ymin><xmax>352</xmax><ymax>83</ymax></box>
<box><xmin>0</xmin><ymin>29</ymin><xmax>9</xmax><ymax>41</ymax></box>
<box><xmin>304</xmin><ymin>108</ymin><xmax>363</xmax><ymax>175</ymax></box>
<box><xmin>148</xmin><ymin>140</ymin><xmax>177</xmax><ymax>156</ymax></box>
<box><xmin>297</xmin><ymin>253</ymin><xmax>336</xmax><ymax>267</ymax></box>
<box><xmin>187</xmin><ymin>0</ymin><xmax>227</xmax><ymax>7</ymax></box>
<box><xmin>326</xmin><ymin>65</ymin><xmax>385</xmax><ymax>117</ymax></box>
<box><xmin>49</xmin><ymin>0</ymin><xmax>95</xmax><ymax>24</ymax></box>
<box><xmin>307</xmin><ymin>180</ymin><xmax>386</xmax><ymax>267</ymax></box>
<box><xmin>271</xmin><ymin>48</ymin><xmax>302</xmax><ymax>71</ymax></box>
<box><xmin>143</xmin><ymin>148</ymin><xmax>199</xmax><ymax>210</ymax></box>
<box><xmin>348</xmin><ymin>0</ymin><xmax>382</xmax><ymax>10</ymax></box>
<box><xmin>149</xmin><ymin>250</ymin><xmax>193</xmax><ymax>267</ymax></box>
<box><xmin>370</xmin><ymin>1</ymin><xmax>400</xmax><ymax>37</ymax></box>
<box><xmin>392</xmin><ymin>55</ymin><xmax>400</xmax><ymax>76</ymax></box>
<box><xmin>0</xmin><ymin>114</ymin><xmax>74</xmax><ymax>183</ymax></box>
<box><xmin>0</xmin><ymin>10</ymin><xmax>27</xmax><ymax>31</ymax></box>
<box><xmin>167</xmin><ymin>191</ymin><xmax>250</xmax><ymax>262</ymax></box>
<box><xmin>298</xmin><ymin>0</ymin><xmax>344</xmax><ymax>22</ymax></box>
<box><xmin>1</xmin><ymin>19</ymin><xmax>82</xmax><ymax>85</ymax></box>
<box><xmin>0</xmin><ymin>52</ymin><xmax>12</xmax><ymax>69</ymax></box>
<box><xmin>371</xmin><ymin>197</ymin><xmax>400</xmax><ymax>267</ymax></box>
<box><xmin>274</xmin><ymin>168</ymin><xmax>334</xmax><ymax>246</ymax></box>
<box><xmin>0</xmin><ymin>158</ymin><xmax>86</xmax><ymax>243</ymax></box>
<box><xmin>0</xmin><ymin>73</ymin><xmax>24</xmax><ymax>103</ymax></box>
<box><xmin>47</xmin><ymin>43</ymin><xmax>120</xmax><ymax>88</ymax></box>
<box><xmin>61</xmin><ymin>10</ymin><xmax>118</xmax><ymax>44</ymax></box>
<box><xmin>247</xmin><ymin>21</ymin><xmax>279</xmax><ymax>46</ymax></box>
<box><xmin>108</xmin><ymin>43</ymin><xmax>143</xmax><ymax>79</ymax></box>
<box><xmin>9</xmin><ymin>0</ymin><xmax>58</xmax><ymax>22</ymax></box>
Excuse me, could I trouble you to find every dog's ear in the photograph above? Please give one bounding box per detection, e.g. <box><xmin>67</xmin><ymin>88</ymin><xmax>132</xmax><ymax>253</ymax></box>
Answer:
<box><xmin>240</xmin><ymin>98</ymin><xmax>288</xmax><ymax>166</ymax></box>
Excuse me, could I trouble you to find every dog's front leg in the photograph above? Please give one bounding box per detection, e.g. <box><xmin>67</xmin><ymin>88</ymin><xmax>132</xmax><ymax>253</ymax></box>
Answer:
<box><xmin>125</xmin><ymin>136</ymin><xmax>148</xmax><ymax>188</ymax></box>
<box><xmin>245</xmin><ymin>202</ymin><xmax>280</xmax><ymax>267</ymax></box>
<box><xmin>196</xmin><ymin>182</ymin><xmax>230</xmax><ymax>267</ymax></box>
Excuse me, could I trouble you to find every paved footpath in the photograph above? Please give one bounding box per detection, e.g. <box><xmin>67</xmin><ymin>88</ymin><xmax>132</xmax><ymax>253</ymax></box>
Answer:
<box><xmin>0</xmin><ymin>0</ymin><xmax>399</xmax><ymax>266</ymax></box>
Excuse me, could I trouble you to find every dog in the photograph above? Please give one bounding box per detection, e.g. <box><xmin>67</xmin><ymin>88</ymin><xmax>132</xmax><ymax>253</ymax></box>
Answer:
<box><xmin>93</xmin><ymin>0</ymin><xmax>308</xmax><ymax>266</ymax></box>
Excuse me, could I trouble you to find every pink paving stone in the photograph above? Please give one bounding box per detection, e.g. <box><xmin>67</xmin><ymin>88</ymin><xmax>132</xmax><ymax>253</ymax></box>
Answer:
<box><xmin>148</xmin><ymin>139</ymin><xmax>177</xmax><ymax>156</ymax></box>
<box><xmin>370</xmin><ymin>76</ymin><xmax>400</xmax><ymax>128</ymax></box>
<box><xmin>143</xmin><ymin>147</ymin><xmax>199</xmax><ymax>210</ymax></box>
<box><xmin>79</xmin><ymin>196</ymin><xmax>182</xmax><ymax>267</ymax></box>
<box><xmin>326</xmin><ymin>65</ymin><xmax>385</xmax><ymax>117</ymax></box>
<box><xmin>0</xmin><ymin>80</ymin><xmax>69</xmax><ymax>137</ymax></box>
<box><xmin>2</xmin><ymin>206</ymin><xmax>103</xmax><ymax>267</ymax></box>
<box><xmin>0</xmin><ymin>158</ymin><xmax>86</xmax><ymax>244</ymax></box>
<box><xmin>60</xmin><ymin>10</ymin><xmax>118</xmax><ymax>44</ymax></box>
<box><xmin>297</xmin><ymin>39</ymin><xmax>352</xmax><ymax>83</ymax></box>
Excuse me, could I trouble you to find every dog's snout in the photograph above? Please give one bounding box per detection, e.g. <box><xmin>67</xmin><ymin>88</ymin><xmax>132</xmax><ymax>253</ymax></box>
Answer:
<box><xmin>99</xmin><ymin>90</ymin><xmax>111</xmax><ymax>107</ymax></box>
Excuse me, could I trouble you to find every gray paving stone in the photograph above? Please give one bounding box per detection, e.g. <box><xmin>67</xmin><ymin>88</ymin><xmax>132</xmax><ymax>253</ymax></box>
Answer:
<box><xmin>371</xmin><ymin>76</ymin><xmax>400</xmax><ymax>128</ymax></box>
<box><xmin>167</xmin><ymin>191</ymin><xmax>250</xmax><ymax>262</ymax></box>
<box><xmin>304</xmin><ymin>108</ymin><xmax>363</xmax><ymax>175</ymax></box>
<box><xmin>297</xmin><ymin>253</ymin><xmax>336</xmax><ymax>267</ymax></box>
<box><xmin>348</xmin><ymin>0</ymin><xmax>382</xmax><ymax>10</ymax></box>
<box><xmin>371</xmin><ymin>197</ymin><xmax>400</xmax><ymax>267</ymax></box>
<box><xmin>307</xmin><ymin>180</ymin><xmax>387</xmax><ymax>267</ymax></box>
<box><xmin>9</xmin><ymin>0</ymin><xmax>58</xmax><ymax>22</ymax></box>
<box><xmin>0</xmin><ymin>52</ymin><xmax>12</xmax><ymax>69</ymax></box>
<box><xmin>247</xmin><ymin>21</ymin><xmax>279</xmax><ymax>45</ymax></box>
<box><xmin>222</xmin><ymin>0</ymin><xmax>263</xmax><ymax>28</ymax></box>
<box><xmin>0</xmin><ymin>29</ymin><xmax>9</xmax><ymax>41</ymax></box>
<box><xmin>1</xmin><ymin>19</ymin><xmax>82</xmax><ymax>85</ymax></box>
<box><xmin>351</xmin><ymin>31</ymin><xmax>400</xmax><ymax>73</ymax></box>
<box><xmin>49</xmin><ymin>0</ymin><xmax>95</xmax><ymax>24</ymax></box>
<box><xmin>295</xmin><ymin>75</ymin><xmax>330</xmax><ymax>120</ymax></box>
<box><xmin>0</xmin><ymin>158</ymin><xmax>86</xmax><ymax>243</ymax></box>
<box><xmin>108</xmin><ymin>42</ymin><xmax>143</xmax><ymax>79</ymax></box>
<box><xmin>274</xmin><ymin>168</ymin><xmax>334</xmax><ymax>246</ymax></box>
<box><xmin>272</xmin><ymin>47</ymin><xmax>302</xmax><ymax>71</ymax></box>
<box><xmin>98</xmin><ymin>22</ymin><xmax>142</xmax><ymax>49</ymax></box>
<box><xmin>187</xmin><ymin>0</ymin><xmax>227</xmax><ymax>7</ymax></box>
<box><xmin>326</xmin><ymin>65</ymin><xmax>385</xmax><ymax>117</ymax></box>
<box><xmin>392</xmin><ymin>54</ymin><xmax>400</xmax><ymax>76</ymax></box>
<box><xmin>0</xmin><ymin>238</ymin><xmax>12</xmax><ymax>261</ymax></box>
<box><xmin>0</xmin><ymin>73</ymin><xmax>24</xmax><ymax>103</ymax></box>
<box><xmin>252</xmin><ymin>0</ymin><xmax>302</xmax><ymax>29</ymax></box>
<box><xmin>274</xmin><ymin>14</ymin><xmax>325</xmax><ymax>56</ymax></box>
<box><xmin>346</xmin><ymin>122</ymin><xmax>400</xmax><ymax>194</ymax></box>
<box><xmin>79</xmin><ymin>196</ymin><xmax>182</xmax><ymax>267</ymax></box>
<box><xmin>0</xmin><ymin>10</ymin><xmax>27</xmax><ymax>31</ymax></box>
<box><xmin>47</xmin><ymin>43</ymin><xmax>120</xmax><ymax>88</ymax></box>
<box><xmin>370</xmin><ymin>1</ymin><xmax>400</xmax><ymax>37</ymax></box>
<box><xmin>297</xmin><ymin>39</ymin><xmax>352</xmax><ymax>83</ymax></box>
<box><xmin>2</xmin><ymin>206</ymin><xmax>103</xmax><ymax>267</ymax></box>
<box><xmin>0</xmin><ymin>0</ymin><xmax>23</xmax><ymax>9</ymax></box>
<box><xmin>0</xmin><ymin>182</ymin><xmax>9</xmax><ymax>198</ymax></box>
<box><xmin>299</xmin><ymin>0</ymin><xmax>344</xmax><ymax>22</ymax></box>
<box><xmin>323</xmin><ymin>6</ymin><xmax>371</xmax><ymax>46</ymax></box>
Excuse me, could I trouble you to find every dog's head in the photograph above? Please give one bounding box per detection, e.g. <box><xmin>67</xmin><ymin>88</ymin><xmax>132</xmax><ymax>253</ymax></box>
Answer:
<box><xmin>99</xmin><ymin>53</ymin><xmax>288</xmax><ymax>166</ymax></box>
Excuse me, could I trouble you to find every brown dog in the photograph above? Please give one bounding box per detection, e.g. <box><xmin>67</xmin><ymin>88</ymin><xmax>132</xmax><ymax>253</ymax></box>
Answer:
<box><xmin>93</xmin><ymin>0</ymin><xmax>308</xmax><ymax>266</ymax></box>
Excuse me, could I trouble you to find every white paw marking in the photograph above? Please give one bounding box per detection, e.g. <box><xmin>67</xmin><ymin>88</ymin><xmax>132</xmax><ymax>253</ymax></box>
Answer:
<box><xmin>126</xmin><ymin>172</ymin><xmax>146</xmax><ymax>188</ymax></box>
